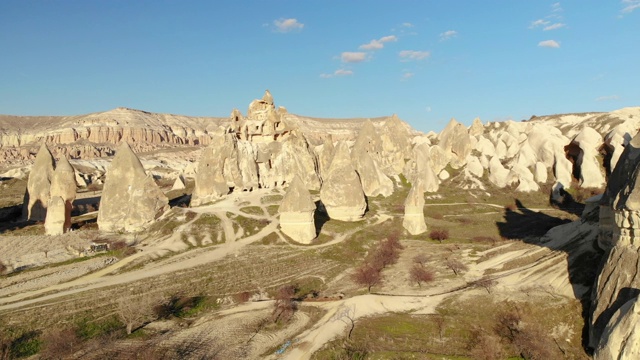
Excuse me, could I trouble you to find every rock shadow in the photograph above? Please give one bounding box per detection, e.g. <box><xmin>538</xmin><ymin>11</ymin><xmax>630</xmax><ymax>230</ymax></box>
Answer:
<box><xmin>496</xmin><ymin>198</ymin><xmax>603</xmax><ymax>352</ymax></box>
<box><xmin>314</xmin><ymin>200</ymin><xmax>330</xmax><ymax>236</ymax></box>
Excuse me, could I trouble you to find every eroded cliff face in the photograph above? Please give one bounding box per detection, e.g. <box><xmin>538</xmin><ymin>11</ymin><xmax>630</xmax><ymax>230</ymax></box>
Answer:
<box><xmin>0</xmin><ymin>107</ymin><xmax>226</xmax><ymax>166</ymax></box>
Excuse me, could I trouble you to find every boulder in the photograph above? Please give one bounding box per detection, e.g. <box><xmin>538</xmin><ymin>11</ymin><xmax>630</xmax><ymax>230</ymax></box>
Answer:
<box><xmin>279</xmin><ymin>176</ymin><xmax>316</xmax><ymax>244</ymax></box>
<box><xmin>23</xmin><ymin>143</ymin><xmax>55</xmax><ymax>221</ymax></box>
<box><xmin>320</xmin><ymin>142</ymin><xmax>367</xmax><ymax>221</ymax></box>
<box><xmin>403</xmin><ymin>180</ymin><xmax>427</xmax><ymax>235</ymax></box>
<box><xmin>98</xmin><ymin>142</ymin><xmax>169</xmax><ymax>232</ymax></box>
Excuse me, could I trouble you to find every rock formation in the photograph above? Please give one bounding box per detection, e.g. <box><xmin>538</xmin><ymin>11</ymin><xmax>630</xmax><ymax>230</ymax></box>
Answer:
<box><xmin>594</xmin><ymin>296</ymin><xmax>640</xmax><ymax>359</ymax></box>
<box><xmin>438</xmin><ymin>118</ymin><xmax>472</xmax><ymax>168</ymax></box>
<box><xmin>171</xmin><ymin>174</ymin><xmax>186</xmax><ymax>190</ymax></box>
<box><xmin>23</xmin><ymin>143</ymin><xmax>55</xmax><ymax>221</ymax></box>
<box><xmin>191</xmin><ymin>132</ymin><xmax>235</xmax><ymax>206</ymax></box>
<box><xmin>590</xmin><ymin>131</ymin><xmax>640</xmax><ymax>349</ymax></box>
<box><xmin>351</xmin><ymin>121</ymin><xmax>394</xmax><ymax>197</ymax></box>
<box><xmin>403</xmin><ymin>179</ymin><xmax>427</xmax><ymax>235</ymax></box>
<box><xmin>279</xmin><ymin>176</ymin><xmax>316</xmax><ymax>244</ymax></box>
<box><xmin>45</xmin><ymin>156</ymin><xmax>77</xmax><ymax>235</ymax></box>
<box><xmin>403</xmin><ymin>143</ymin><xmax>439</xmax><ymax>193</ymax></box>
<box><xmin>566</xmin><ymin>127</ymin><xmax>605</xmax><ymax>188</ymax></box>
<box><xmin>320</xmin><ymin>142</ymin><xmax>367</xmax><ymax>221</ymax></box>
<box><xmin>98</xmin><ymin>142</ymin><xmax>169</xmax><ymax>232</ymax></box>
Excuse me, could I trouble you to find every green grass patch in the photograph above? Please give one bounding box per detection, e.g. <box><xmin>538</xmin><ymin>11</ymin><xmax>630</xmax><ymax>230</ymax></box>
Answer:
<box><xmin>261</xmin><ymin>194</ymin><xmax>283</xmax><ymax>204</ymax></box>
<box><xmin>240</xmin><ymin>206</ymin><xmax>264</xmax><ymax>216</ymax></box>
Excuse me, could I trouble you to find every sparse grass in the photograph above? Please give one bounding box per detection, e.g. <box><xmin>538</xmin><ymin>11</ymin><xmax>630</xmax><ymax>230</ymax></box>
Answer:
<box><xmin>240</xmin><ymin>206</ymin><xmax>264</xmax><ymax>216</ymax></box>
<box><xmin>261</xmin><ymin>194</ymin><xmax>283</xmax><ymax>204</ymax></box>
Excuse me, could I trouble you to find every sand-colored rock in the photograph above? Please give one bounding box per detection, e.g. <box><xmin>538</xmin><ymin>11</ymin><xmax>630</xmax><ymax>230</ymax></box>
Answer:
<box><xmin>352</xmin><ymin>135</ymin><xmax>394</xmax><ymax>197</ymax></box>
<box><xmin>98</xmin><ymin>142</ymin><xmax>169</xmax><ymax>232</ymax></box>
<box><xmin>594</xmin><ymin>296</ymin><xmax>640</xmax><ymax>360</ymax></box>
<box><xmin>403</xmin><ymin>144</ymin><xmax>439</xmax><ymax>193</ymax></box>
<box><xmin>46</xmin><ymin>156</ymin><xmax>76</xmax><ymax>234</ymax></box>
<box><xmin>171</xmin><ymin>175</ymin><xmax>186</xmax><ymax>190</ymax></box>
<box><xmin>279</xmin><ymin>176</ymin><xmax>316</xmax><ymax>244</ymax></box>
<box><xmin>44</xmin><ymin>196</ymin><xmax>66</xmax><ymax>236</ymax></box>
<box><xmin>191</xmin><ymin>133</ymin><xmax>234</xmax><ymax>206</ymax></box>
<box><xmin>320</xmin><ymin>142</ymin><xmax>367</xmax><ymax>221</ymax></box>
<box><xmin>23</xmin><ymin>143</ymin><xmax>55</xmax><ymax>221</ymax></box>
<box><xmin>468</xmin><ymin>117</ymin><xmax>484</xmax><ymax>137</ymax></box>
<box><xmin>567</xmin><ymin>127</ymin><xmax>605</xmax><ymax>188</ymax></box>
<box><xmin>488</xmin><ymin>157</ymin><xmax>514</xmax><ymax>188</ymax></box>
<box><xmin>403</xmin><ymin>180</ymin><xmax>427</xmax><ymax>235</ymax></box>
<box><xmin>438</xmin><ymin>118</ymin><xmax>471</xmax><ymax>168</ymax></box>
<box><xmin>590</xmin><ymin>132</ymin><xmax>640</xmax><ymax>349</ymax></box>
<box><xmin>317</xmin><ymin>137</ymin><xmax>335</xmax><ymax>181</ymax></box>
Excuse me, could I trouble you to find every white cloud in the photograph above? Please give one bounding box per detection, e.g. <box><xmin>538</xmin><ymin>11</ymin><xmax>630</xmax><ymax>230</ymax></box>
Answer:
<box><xmin>341</xmin><ymin>52</ymin><xmax>368</xmax><ymax>63</ymax></box>
<box><xmin>320</xmin><ymin>69</ymin><xmax>354</xmax><ymax>78</ymax></box>
<box><xmin>622</xmin><ymin>0</ymin><xmax>640</xmax><ymax>13</ymax></box>
<box><xmin>543</xmin><ymin>23</ymin><xmax>566</xmax><ymax>30</ymax></box>
<box><xmin>399</xmin><ymin>50</ymin><xmax>430</xmax><ymax>61</ymax></box>
<box><xmin>551</xmin><ymin>2</ymin><xmax>563</xmax><ymax>12</ymax></box>
<box><xmin>538</xmin><ymin>39</ymin><xmax>560</xmax><ymax>48</ymax></box>
<box><xmin>402</xmin><ymin>22</ymin><xmax>414</xmax><ymax>27</ymax></box>
<box><xmin>439</xmin><ymin>30</ymin><xmax>458</xmax><ymax>41</ymax></box>
<box><xmin>596</xmin><ymin>95</ymin><xmax>620</xmax><ymax>101</ymax></box>
<box><xmin>273</xmin><ymin>18</ymin><xmax>304</xmax><ymax>33</ymax></box>
<box><xmin>401</xmin><ymin>72</ymin><xmax>415</xmax><ymax>80</ymax></box>
<box><xmin>530</xmin><ymin>19</ymin><xmax>550</xmax><ymax>28</ymax></box>
<box><xmin>425</xmin><ymin>106</ymin><xmax>432</xmax><ymax>112</ymax></box>
<box><xmin>359</xmin><ymin>35</ymin><xmax>398</xmax><ymax>50</ymax></box>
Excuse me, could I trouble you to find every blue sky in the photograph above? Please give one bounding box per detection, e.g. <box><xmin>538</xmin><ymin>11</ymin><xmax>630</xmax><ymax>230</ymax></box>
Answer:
<box><xmin>1</xmin><ymin>1</ymin><xmax>638</xmax><ymax>133</ymax></box>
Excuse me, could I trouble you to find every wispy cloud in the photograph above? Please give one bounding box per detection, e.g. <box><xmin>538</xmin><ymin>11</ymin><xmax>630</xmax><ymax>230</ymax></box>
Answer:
<box><xmin>530</xmin><ymin>19</ymin><xmax>550</xmax><ymax>28</ymax></box>
<box><xmin>359</xmin><ymin>35</ymin><xmax>398</xmax><ymax>50</ymax></box>
<box><xmin>551</xmin><ymin>2</ymin><xmax>563</xmax><ymax>12</ymax></box>
<box><xmin>401</xmin><ymin>72</ymin><xmax>415</xmax><ymax>80</ymax></box>
<box><xmin>439</xmin><ymin>30</ymin><xmax>458</xmax><ymax>41</ymax></box>
<box><xmin>543</xmin><ymin>23</ymin><xmax>566</xmax><ymax>30</ymax></box>
<box><xmin>538</xmin><ymin>39</ymin><xmax>560</xmax><ymax>48</ymax></box>
<box><xmin>399</xmin><ymin>50</ymin><xmax>430</xmax><ymax>61</ymax></box>
<box><xmin>621</xmin><ymin>0</ymin><xmax>640</xmax><ymax>13</ymax></box>
<box><xmin>273</xmin><ymin>18</ymin><xmax>304</xmax><ymax>33</ymax></box>
<box><xmin>320</xmin><ymin>69</ymin><xmax>354</xmax><ymax>78</ymax></box>
<box><xmin>341</xmin><ymin>52</ymin><xmax>368</xmax><ymax>63</ymax></box>
<box><xmin>402</xmin><ymin>22</ymin><xmax>414</xmax><ymax>27</ymax></box>
<box><xmin>596</xmin><ymin>95</ymin><xmax>620</xmax><ymax>101</ymax></box>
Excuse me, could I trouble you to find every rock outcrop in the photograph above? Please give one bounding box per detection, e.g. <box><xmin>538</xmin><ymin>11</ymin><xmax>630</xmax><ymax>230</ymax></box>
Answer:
<box><xmin>98</xmin><ymin>142</ymin><xmax>169</xmax><ymax>232</ymax></box>
<box><xmin>594</xmin><ymin>296</ymin><xmax>640</xmax><ymax>359</ymax></box>
<box><xmin>279</xmin><ymin>176</ymin><xmax>316</xmax><ymax>244</ymax></box>
<box><xmin>590</xmin><ymin>131</ymin><xmax>640</xmax><ymax>349</ymax></box>
<box><xmin>566</xmin><ymin>127</ymin><xmax>605</xmax><ymax>188</ymax></box>
<box><xmin>22</xmin><ymin>143</ymin><xmax>55</xmax><ymax>221</ymax></box>
<box><xmin>403</xmin><ymin>179</ymin><xmax>427</xmax><ymax>235</ymax></box>
<box><xmin>45</xmin><ymin>156</ymin><xmax>77</xmax><ymax>235</ymax></box>
<box><xmin>320</xmin><ymin>142</ymin><xmax>367</xmax><ymax>221</ymax></box>
<box><xmin>191</xmin><ymin>132</ymin><xmax>235</xmax><ymax>206</ymax></box>
<box><xmin>438</xmin><ymin>118</ymin><xmax>472</xmax><ymax>168</ymax></box>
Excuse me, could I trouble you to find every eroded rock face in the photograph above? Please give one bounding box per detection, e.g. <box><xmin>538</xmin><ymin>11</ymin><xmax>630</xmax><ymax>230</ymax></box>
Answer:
<box><xmin>403</xmin><ymin>179</ymin><xmax>427</xmax><ymax>235</ymax></box>
<box><xmin>23</xmin><ymin>143</ymin><xmax>55</xmax><ymax>221</ymax></box>
<box><xmin>279</xmin><ymin>176</ymin><xmax>316</xmax><ymax>244</ymax></box>
<box><xmin>403</xmin><ymin>144</ymin><xmax>439</xmax><ymax>193</ymax></box>
<box><xmin>191</xmin><ymin>132</ymin><xmax>235</xmax><ymax>206</ymax></box>
<box><xmin>45</xmin><ymin>156</ymin><xmax>76</xmax><ymax>235</ymax></box>
<box><xmin>352</xmin><ymin>125</ymin><xmax>393</xmax><ymax>197</ymax></box>
<box><xmin>320</xmin><ymin>142</ymin><xmax>367</xmax><ymax>221</ymax></box>
<box><xmin>567</xmin><ymin>127</ymin><xmax>605</xmax><ymax>188</ymax></box>
<box><xmin>594</xmin><ymin>296</ymin><xmax>640</xmax><ymax>360</ymax></box>
<box><xmin>98</xmin><ymin>142</ymin><xmax>169</xmax><ymax>232</ymax></box>
<box><xmin>438</xmin><ymin>118</ymin><xmax>471</xmax><ymax>168</ymax></box>
<box><xmin>590</xmin><ymin>131</ymin><xmax>640</xmax><ymax>349</ymax></box>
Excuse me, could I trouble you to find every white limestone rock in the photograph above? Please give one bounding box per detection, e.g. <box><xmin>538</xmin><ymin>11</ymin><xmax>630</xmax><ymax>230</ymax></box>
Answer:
<box><xmin>534</xmin><ymin>162</ymin><xmax>548</xmax><ymax>183</ymax></box>
<box><xmin>191</xmin><ymin>133</ymin><xmax>234</xmax><ymax>206</ymax></box>
<box><xmin>594</xmin><ymin>296</ymin><xmax>640</xmax><ymax>360</ymax></box>
<box><xmin>438</xmin><ymin>118</ymin><xmax>471</xmax><ymax>168</ymax></box>
<box><xmin>44</xmin><ymin>196</ymin><xmax>66</xmax><ymax>236</ymax></box>
<box><xmin>46</xmin><ymin>156</ymin><xmax>76</xmax><ymax>235</ymax></box>
<box><xmin>468</xmin><ymin>117</ymin><xmax>484</xmax><ymax>137</ymax></box>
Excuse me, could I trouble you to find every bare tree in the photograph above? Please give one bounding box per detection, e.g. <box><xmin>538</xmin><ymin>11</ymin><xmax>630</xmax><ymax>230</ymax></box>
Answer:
<box><xmin>41</xmin><ymin>327</ymin><xmax>80</xmax><ymax>360</ymax></box>
<box><xmin>272</xmin><ymin>285</ymin><xmax>297</xmax><ymax>323</ymax></box>
<box><xmin>409</xmin><ymin>264</ymin><xmax>434</xmax><ymax>287</ymax></box>
<box><xmin>413</xmin><ymin>254</ymin><xmax>429</xmax><ymax>266</ymax></box>
<box><xmin>331</xmin><ymin>304</ymin><xmax>357</xmax><ymax>339</ymax></box>
<box><xmin>445</xmin><ymin>258</ymin><xmax>469</xmax><ymax>276</ymax></box>
<box><xmin>117</xmin><ymin>294</ymin><xmax>162</xmax><ymax>335</ymax></box>
<box><xmin>472</xmin><ymin>276</ymin><xmax>497</xmax><ymax>294</ymax></box>
<box><xmin>433</xmin><ymin>314</ymin><xmax>446</xmax><ymax>342</ymax></box>
<box><xmin>351</xmin><ymin>265</ymin><xmax>381</xmax><ymax>293</ymax></box>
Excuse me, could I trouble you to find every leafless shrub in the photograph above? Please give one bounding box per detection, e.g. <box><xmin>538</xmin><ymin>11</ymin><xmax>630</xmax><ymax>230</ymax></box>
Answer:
<box><xmin>117</xmin><ymin>294</ymin><xmax>162</xmax><ymax>334</ymax></box>
<box><xmin>272</xmin><ymin>285</ymin><xmax>297</xmax><ymax>323</ymax></box>
<box><xmin>472</xmin><ymin>236</ymin><xmax>498</xmax><ymax>245</ymax></box>
<box><xmin>351</xmin><ymin>265</ymin><xmax>382</xmax><ymax>293</ymax></box>
<box><xmin>413</xmin><ymin>254</ymin><xmax>429</xmax><ymax>266</ymax></box>
<box><xmin>429</xmin><ymin>229</ymin><xmax>449</xmax><ymax>243</ymax></box>
<box><xmin>494</xmin><ymin>306</ymin><xmax>557</xmax><ymax>359</ymax></box>
<box><xmin>472</xmin><ymin>276</ymin><xmax>497</xmax><ymax>294</ymax></box>
<box><xmin>331</xmin><ymin>305</ymin><xmax>357</xmax><ymax>339</ymax></box>
<box><xmin>409</xmin><ymin>264</ymin><xmax>434</xmax><ymax>287</ymax></box>
<box><xmin>233</xmin><ymin>291</ymin><xmax>252</xmax><ymax>304</ymax></box>
<box><xmin>433</xmin><ymin>315</ymin><xmax>446</xmax><ymax>342</ymax></box>
<box><xmin>445</xmin><ymin>258</ymin><xmax>469</xmax><ymax>276</ymax></box>
<box><xmin>468</xmin><ymin>328</ymin><xmax>505</xmax><ymax>360</ymax></box>
<box><xmin>41</xmin><ymin>327</ymin><xmax>80</xmax><ymax>360</ymax></box>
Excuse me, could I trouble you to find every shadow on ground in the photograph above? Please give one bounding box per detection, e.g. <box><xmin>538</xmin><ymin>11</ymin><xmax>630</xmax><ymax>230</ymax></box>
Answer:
<box><xmin>496</xmin><ymin>197</ymin><xmax>603</xmax><ymax>353</ymax></box>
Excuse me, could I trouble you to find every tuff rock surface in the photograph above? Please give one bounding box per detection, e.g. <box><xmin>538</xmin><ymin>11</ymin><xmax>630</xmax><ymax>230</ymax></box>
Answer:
<box><xmin>320</xmin><ymin>141</ymin><xmax>367</xmax><ymax>221</ymax></box>
<box><xmin>403</xmin><ymin>179</ymin><xmax>427</xmax><ymax>235</ymax></box>
<box><xmin>279</xmin><ymin>176</ymin><xmax>316</xmax><ymax>244</ymax></box>
<box><xmin>22</xmin><ymin>143</ymin><xmax>55</xmax><ymax>221</ymax></box>
<box><xmin>98</xmin><ymin>142</ymin><xmax>169</xmax><ymax>232</ymax></box>
<box><xmin>45</xmin><ymin>156</ymin><xmax>77</xmax><ymax>235</ymax></box>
